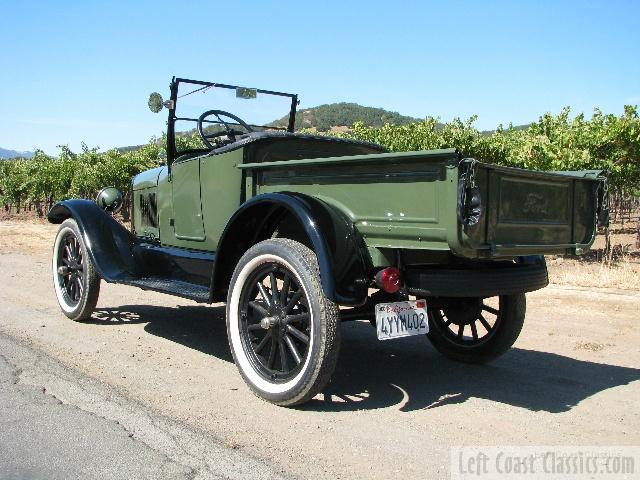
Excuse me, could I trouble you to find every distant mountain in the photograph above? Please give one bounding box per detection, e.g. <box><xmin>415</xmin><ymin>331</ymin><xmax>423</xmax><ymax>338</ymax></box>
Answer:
<box><xmin>108</xmin><ymin>104</ymin><xmax>530</xmax><ymax>153</ymax></box>
<box><xmin>269</xmin><ymin>102</ymin><xmax>422</xmax><ymax>132</ymax></box>
<box><xmin>116</xmin><ymin>144</ymin><xmax>146</xmax><ymax>153</ymax></box>
<box><xmin>0</xmin><ymin>147</ymin><xmax>35</xmax><ymax>159</ymax></box>
<box><xmin>116</xmin><ymin>103</ymin><xmax>428</xmax><ymax>152</ymax></box>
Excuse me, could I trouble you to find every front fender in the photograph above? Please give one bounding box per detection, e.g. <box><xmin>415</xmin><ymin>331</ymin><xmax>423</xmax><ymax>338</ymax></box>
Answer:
<box><xmin>48</xmin><ymin>199</ymin><xmax>139</xmax><ymax>281</ymax></box>
<box><xmin>211</xmin><ymin>193</ymin><xmax>371</xmax><ymax>306</ymax></box>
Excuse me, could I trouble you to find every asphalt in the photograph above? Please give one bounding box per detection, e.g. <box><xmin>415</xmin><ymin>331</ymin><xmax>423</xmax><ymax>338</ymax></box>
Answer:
<box><xmin>0</xmin><ymin>237</ymin><xmax>638</xmax><ymax>479</ymax></box>
<box><xmin>0</xmin><ymin>333</ymin><xmax>288</xmax><ymax>480</ymax></box>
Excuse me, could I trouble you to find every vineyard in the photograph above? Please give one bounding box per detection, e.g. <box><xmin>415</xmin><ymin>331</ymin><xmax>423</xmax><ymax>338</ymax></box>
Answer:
<box><xmin>0</xmin><ymin>135</ymin><xmax>201</xmax><ymax>220</ymax></box>
<box><xmin>1</xmin><ymin>106</ymin><xmax>639</xmax><ymax>228</ymax></box>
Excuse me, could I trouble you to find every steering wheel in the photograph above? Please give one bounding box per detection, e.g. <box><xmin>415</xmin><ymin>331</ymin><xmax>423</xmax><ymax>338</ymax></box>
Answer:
<box><xmin>197</xmin><ymin>109</ymin><xmax>254</xmax><ymax>149</ymax></box>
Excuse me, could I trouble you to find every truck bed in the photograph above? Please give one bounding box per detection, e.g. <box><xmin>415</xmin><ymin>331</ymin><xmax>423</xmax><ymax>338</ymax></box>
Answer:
<box><xmin>240</xmin><ymin>148</ymin><xmax>606</xmax><ymax>259</ymax></box>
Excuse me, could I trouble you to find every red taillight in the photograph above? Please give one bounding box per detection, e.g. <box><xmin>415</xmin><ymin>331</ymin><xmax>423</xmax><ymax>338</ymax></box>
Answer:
<box><xmin>376</xmin><ymin>267</ymin><xmax>402</xmax><ymax>294</ymax></box>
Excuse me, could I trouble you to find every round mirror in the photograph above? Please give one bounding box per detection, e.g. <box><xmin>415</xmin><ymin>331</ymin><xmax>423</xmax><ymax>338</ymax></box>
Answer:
<box><xmin>148</xmin><ymin>92</ymin><xmax>164</xmax><ymax>113</ymax></box>
<box><xmin>95</xmin><ymin>187</ymin><xmax>124</xmax><ymax>214</ymax></box>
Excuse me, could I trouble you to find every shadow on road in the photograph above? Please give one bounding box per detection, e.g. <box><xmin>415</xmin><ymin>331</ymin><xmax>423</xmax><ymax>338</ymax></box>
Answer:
<box><xmin>89</xmin><ymin>306</ymin><xmax>640</xmax><ymax>414</ymax></box>
<box><xmin>90</xmin><ymin>304</ymin><xmax>232</xmax><ymax>362</ymax></box>
<box><xmin>308</xmin><ymin>321</ymin><xmax>640</xmax><ymax>413</ymax></box>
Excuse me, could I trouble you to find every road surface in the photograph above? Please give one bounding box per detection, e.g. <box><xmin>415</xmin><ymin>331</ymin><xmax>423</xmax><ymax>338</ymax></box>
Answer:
<box><xmin>0</xmin><ymin>222</ymin><xmax>639</xmax><ymax>478</ymax></box>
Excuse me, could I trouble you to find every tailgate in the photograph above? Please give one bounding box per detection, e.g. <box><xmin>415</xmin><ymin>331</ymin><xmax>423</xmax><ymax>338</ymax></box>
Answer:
<box><xmin>457</xmin><ymin>160</ymin><xmax>607</xmax><ymax>257</ymax></box>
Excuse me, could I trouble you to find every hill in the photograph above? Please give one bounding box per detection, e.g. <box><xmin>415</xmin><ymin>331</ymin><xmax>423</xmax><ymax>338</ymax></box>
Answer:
<box><xmin>116</xmin><ymin>144</ymin><xmax>147</xmax><ymax>153</ymax></box>
<box><xmin>19</xmin><ymin>105</ymin><xmax>526</xmax><ymax>154</ymax></box>
<box><xmin>0</xmin><ymin>147</ymin><xmax>35</xmax><ymax>160</ymax></box>
<box><xmin>269</xmin><ymin>102</ymin><xmax>422</xmax><ymax>131</ymax></box>
<box><xmin>116</xmin><ymin>103</ymin><xmax>428</xmax><ymax>152</ymax></box>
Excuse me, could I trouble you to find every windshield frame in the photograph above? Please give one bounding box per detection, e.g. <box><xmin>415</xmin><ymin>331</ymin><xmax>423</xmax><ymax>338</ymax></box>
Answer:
<box><xmin>166</xmin><ymin>77</ymin><xmax>298</xmax><ymax>166</ymax></box>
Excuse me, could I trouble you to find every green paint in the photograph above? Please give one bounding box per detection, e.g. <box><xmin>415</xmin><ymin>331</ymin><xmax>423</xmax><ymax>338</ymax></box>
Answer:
<box><xmin>132</xmin><ymin>145</ymin><xmax>604</xmax><ymax>261</ymax></box>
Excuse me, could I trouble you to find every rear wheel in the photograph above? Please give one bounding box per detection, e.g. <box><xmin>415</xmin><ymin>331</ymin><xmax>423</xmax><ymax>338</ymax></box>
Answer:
<box><xmin>226</xmin><ymin>239</ymin><xmax>341</xmax><ymax>406</ymax></box>
<box><xmin>427</xmin><ymin>294</ymin><xmax>526</xmax><ymax>363</ymax></box>
<box><xmin>52</xmin><ymin>219</ymin><xmax>100</xmax><ymax>321</ymax></box>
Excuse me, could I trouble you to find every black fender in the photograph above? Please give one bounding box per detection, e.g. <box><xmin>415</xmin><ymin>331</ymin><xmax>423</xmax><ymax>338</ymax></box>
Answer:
<box><xmin>48</xmin><ymin>199</ymin><xmax>140</xmax><ymax>282</ymax></box>
<box><xmin>211</xmin><ymin>193</ymin><xmax>371</xmax><ymax>306</ymax></box>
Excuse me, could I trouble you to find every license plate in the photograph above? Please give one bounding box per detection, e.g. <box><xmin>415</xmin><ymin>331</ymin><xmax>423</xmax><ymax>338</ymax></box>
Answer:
<box><xmin>375</xmin><ymin>299</ymin><xmax>429</xmax><ymax>340</ymax></box>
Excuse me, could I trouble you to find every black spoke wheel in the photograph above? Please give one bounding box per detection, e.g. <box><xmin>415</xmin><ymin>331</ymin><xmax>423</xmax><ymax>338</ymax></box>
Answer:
<box><xmin>52</xmin><ymin>219</ymin><xmax>100</xmax><ymax>321</ymax></box>
<box><xmin>427</xmin><ymin>293</ymin><xmax>526</xmax><ymax>364</ymax></box>
<box><xmin>239</xmin><ymin>263</ymin><xmax>312</xmax><ymax>382</ymax></box>
<box><xmin>59</xmin><ymin>233</ymin><xmax>84</xmax><ymax>304</ymax></box>
<box><xmin>226</xmin><ymin>239</ymin><xmax>340</xmax><ymax>406</ymax></box>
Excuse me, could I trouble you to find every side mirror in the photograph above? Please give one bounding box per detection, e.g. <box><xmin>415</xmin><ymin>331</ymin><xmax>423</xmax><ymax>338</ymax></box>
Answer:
<box><xmin>148</xmin><ymin>92</ymin><xmax>164</xmax><ymax>113</ymax></box>
<box><xmin>95</xmin><ymin>187</ymin><xmax>124</xmax><ymax>214</ymax></box>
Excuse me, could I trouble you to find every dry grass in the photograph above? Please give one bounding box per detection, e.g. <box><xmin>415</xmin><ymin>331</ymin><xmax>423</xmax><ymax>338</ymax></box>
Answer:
<box><xmin>0</xmin><ymin>221</ymin><xmax>58</xmax><ymax>254</ymax></box>
<box><xmin>546</xmin><ymin>214</ymin><xmax>640</xmax><ymax>291</ymax></box>
<box><xmin>547</xmin><ymin>255</ymin><xmax>640</xmax><ymax>291</ymax></box>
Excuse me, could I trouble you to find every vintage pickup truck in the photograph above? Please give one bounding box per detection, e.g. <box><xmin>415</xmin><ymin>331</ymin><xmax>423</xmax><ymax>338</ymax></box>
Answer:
<box><xmin>48</xmin><ymin>77</ymin><xmax>608</xmax><ymax>406</ymax></box>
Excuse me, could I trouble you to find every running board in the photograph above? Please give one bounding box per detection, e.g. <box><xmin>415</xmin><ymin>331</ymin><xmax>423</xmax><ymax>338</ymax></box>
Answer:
<box><xmin>120</xmin><ymin>276</ymin><xmax>210</xmax><ymax>303</ymax></box>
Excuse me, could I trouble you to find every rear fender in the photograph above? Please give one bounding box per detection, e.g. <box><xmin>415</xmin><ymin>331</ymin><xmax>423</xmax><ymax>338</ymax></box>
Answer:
<box><xmin>211</xmin><ymin>193</ymin><xmax>371</xmax><ymax>306</ymax></box>
<box><xmin>48</xmin><ymin>199</ymin><xmax>140</xmax><ymax>281</ymax></box>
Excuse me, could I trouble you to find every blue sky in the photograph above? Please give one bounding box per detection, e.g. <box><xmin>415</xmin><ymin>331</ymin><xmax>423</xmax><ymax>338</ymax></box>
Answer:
<box><xmin>1</xmin><ymin>0</ymin><xmax>638</xmax><ymax>154</ymax></box>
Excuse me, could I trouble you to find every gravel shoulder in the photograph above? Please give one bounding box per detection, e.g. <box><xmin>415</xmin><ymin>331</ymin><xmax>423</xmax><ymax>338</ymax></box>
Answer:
<box><xmin>0</xmin><ymin>221</ymin><xmax>639</xmax><ymax>479</ymax></box>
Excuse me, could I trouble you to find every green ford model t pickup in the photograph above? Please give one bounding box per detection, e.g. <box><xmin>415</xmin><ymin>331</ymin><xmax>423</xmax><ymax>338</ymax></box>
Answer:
<box><xmin>48</xmin><ymin>77</ymin><xmax>608</xmax><ymax>406</ymax></box>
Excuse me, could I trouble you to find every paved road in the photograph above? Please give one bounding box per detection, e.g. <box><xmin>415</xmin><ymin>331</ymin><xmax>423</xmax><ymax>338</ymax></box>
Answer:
<box><xmin>0</xmin><ymin>236</ymin><xmax>639</xmax><ymax>479</ymax></box>
<box><xmin>0</xmin><ymin>333</ymin><xmax>287</xmax><ymax>480</ymax></box>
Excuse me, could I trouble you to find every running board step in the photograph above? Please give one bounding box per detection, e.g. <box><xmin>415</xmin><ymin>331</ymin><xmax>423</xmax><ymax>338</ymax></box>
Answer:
<box><xmin>120</xmin><ymin>276</ymin><xmax>210</xmax><ymax>303</ymax></box>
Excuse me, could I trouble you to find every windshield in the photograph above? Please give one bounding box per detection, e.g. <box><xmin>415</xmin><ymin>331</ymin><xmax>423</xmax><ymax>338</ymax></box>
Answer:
<box><xmin>171</xmin><ymin>79</ymin><xmax>297</xmax><ymax>155</ymax></box>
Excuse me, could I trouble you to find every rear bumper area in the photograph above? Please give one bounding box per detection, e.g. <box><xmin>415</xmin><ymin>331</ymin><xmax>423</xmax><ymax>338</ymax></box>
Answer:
<box><xmin>405</xmin><ymin>262</ymin><xmax>548</xmax><ymax>298</ymax></box>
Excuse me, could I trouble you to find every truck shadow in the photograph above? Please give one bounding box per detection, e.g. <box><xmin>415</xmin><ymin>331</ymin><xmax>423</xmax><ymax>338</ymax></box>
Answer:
<box><xmin>89</xmin><ymin>304</ymin><xmax>233</xmax><ymax>363</ymax></box>
<box><xmin>89</xmin><ymin>306</ymin><xmax>640</xmax><ymax>414</ymax></box>
<box><xmin>309</xmin><ymin>321</ymin><xmax>640</xmax><ymax>413</ymax></box>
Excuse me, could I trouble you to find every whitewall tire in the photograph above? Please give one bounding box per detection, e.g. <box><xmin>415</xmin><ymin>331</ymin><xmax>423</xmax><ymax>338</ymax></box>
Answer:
<box><xmin>52</xmin><ymin>218</ymin><xmax>100</xmax><ymax>321</ymax></box>
<box><xmin>226</xmin><ymin>239</ymin><xmax>340</xmax><ymax>406</ymax></box>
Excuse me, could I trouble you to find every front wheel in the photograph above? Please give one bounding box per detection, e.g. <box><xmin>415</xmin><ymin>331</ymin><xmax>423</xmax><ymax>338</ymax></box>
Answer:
<box><xmin>226</xmin><ymin>239</ymin><xmax>341</xmax><ymax>406</ymax></box>
<box><xmin>52</xmin><ymin>218</ymin><xmax>101</xmax><ymax>321</ymax></box>
<box><xmin>427</xmin><ymin>294</ymin><xmax>526</xmax><ymax>364</ymax></box>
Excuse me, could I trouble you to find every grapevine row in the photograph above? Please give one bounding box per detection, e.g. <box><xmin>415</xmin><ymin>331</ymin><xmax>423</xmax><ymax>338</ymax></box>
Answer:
<box><xmin>1</xmin><ymin>107</ymin><xmax>638</xmax><ymax>218</ymax></box>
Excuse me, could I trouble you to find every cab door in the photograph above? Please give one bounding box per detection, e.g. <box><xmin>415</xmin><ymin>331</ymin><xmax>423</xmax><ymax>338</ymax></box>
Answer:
<box><xmin>171</xmin><ymin>157</ymin><xmax>206</xmax><ymax>241</ymax></box>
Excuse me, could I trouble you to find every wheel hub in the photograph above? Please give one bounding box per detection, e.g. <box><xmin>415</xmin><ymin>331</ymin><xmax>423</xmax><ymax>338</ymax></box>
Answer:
<box><xmin>260</xmin><ymin>316</ymin><xmax>279</xmax><ymax>329</ymax></box>
<box><xmin>443</xmin><ymin>298</ymin><xmax>482</xmax><ymax>326</ymax></box>
<box><xmin>240</xmin><ymin>261</ymin><xmax>312</xmax><ymax>381</ymax></box>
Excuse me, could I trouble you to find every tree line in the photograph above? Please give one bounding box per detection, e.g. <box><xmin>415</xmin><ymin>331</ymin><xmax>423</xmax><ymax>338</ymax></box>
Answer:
<box><xmin>1</xmin><ymin>106</ymin><xmax>638</xmax><ymax>220</ymax></box>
